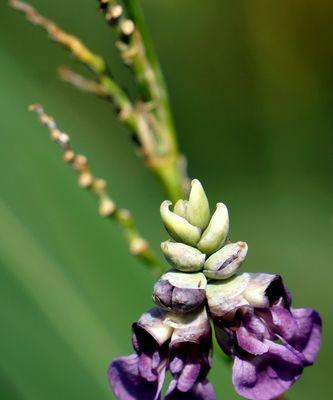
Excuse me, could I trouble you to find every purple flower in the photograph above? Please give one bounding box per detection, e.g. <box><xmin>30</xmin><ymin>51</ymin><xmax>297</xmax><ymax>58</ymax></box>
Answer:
<box><xmin>207</xmin><ymin>273</ymin><xmax>322</xmax><ymax>400</ymax></box>
<box><xmin>108</xmin><ymin>308</ymin><xmax>171</xmax><ymax>400</ymax></box>
<box><xmin>165</xmin><ymin>308</ymin><xmax>215</xmax><ymax>399</ymax></box>
<box><xmin>153</xmin><ymin>270</ymin><xmax>206</xmax><ymax>314</ymax></box>
<box><xmin>108</xmin><ymin>307</ymin><xmax>216</xmax><ymax>400</ymax></box>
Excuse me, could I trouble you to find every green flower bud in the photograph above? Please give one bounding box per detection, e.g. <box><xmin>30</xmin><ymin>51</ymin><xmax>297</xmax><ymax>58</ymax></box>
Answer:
<box><xmin>203</xmin><ymin>241</ymin><xmax>248</xmax><ymax>280</ymax></box>
<box><xmin>186</xmin><ymin>179</ymin><xmax>210</xmax><ymax>230</ymax></box>
<box><xmin>160</xmin><ymin>200</ymin><xmax>201</xmax><ymax>246</ymax></box>
<box><xmin>161</xmin><ymin>240</ymin><xmax>206</xmax><ymax>272</ymax></box>
<box><xmin>197</xmin><ymin>202</ymin><xmax>229</xmax><ymax>254</ymax></box>
<box><xmin>173</xmin><ymin>199</ymin><xmax>188</xmax><ymax>218</ymax></box>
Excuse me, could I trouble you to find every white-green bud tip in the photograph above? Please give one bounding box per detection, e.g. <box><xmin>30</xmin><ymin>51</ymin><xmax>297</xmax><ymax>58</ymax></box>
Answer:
<box><xmin>203</xmin><ymin>241</ymin><xmax>248</xmax><ymax>279</ymax></box>
<box><xmin>173</xmin><ymin>199</ymin><xmax>188</xmax><ymax>218</ymax></box>
<box><xmin>197</xmin><ymin>202</ymin><xmax>229</xmax><ymax>254</ymax></box>
<box><xmin>160</xmin><ymin>200</ymin><xmax>201</xmax><ymax>246</ymax></box>
<box><xmin>186</xmin><ymin>179</ymin><xmax>210</xmax><ymax>230</ymax></box>
<box><xmin>161</xmin><ymin>240</ymin><xmax>206</xmax><ymax>272</ymax></box>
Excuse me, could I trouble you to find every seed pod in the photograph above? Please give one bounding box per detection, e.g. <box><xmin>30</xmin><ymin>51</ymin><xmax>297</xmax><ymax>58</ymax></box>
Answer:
<box><xmin>203</xmin><ymin>241</ymin><xmax>248</xmax><ymax>279</ymax></box>
<box><xmin>173</xmin><ymin>199</ymin><xmax>188</xmax><ymax>218</ymax></box>
<box><xmin>197</xmin><ymin>203</ymin><xmax>229</xmax><ymax>254</ymax></box>
<box><xmin>186</xmin><ymin>179</ymin><xmax>210</xmax><ymax>230</ymax></box>
<box><xmin>153</xmin><ymin>270</ymin><xmax>207</xmax><ymax>314</ymax></box>
<box><xmin>160</xmin><ymin>200</ymin><xmax>201</xmax><ymax>246</ymax></box>
<box><xmin>161</xmin><ymin>240</ymin><xmax>206</xmax><ymax>272</ymax></box>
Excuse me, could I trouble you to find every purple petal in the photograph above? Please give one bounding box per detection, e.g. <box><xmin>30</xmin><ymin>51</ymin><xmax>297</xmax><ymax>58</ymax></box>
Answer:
<box><xmin>172</xmin><ymin>287</ymin><xmax>206</xmax><ymax>313</ymax></box>
<box><xmin>243</xmin><ymin>274</ymin><xmax>291</xmax><ymax>308</ymax></box>
<box><xmin>290</xmin><ymin>308</ymin><xmax>322</xmax><ymax>365</ymax></box>
<box><xmin>133</xmin><ymin>307</ymin><xmax>173</xmax><ymax>349</ymax></box>
<box><xmin>232</xmin><ymin>342</ymin><xmax>304</xmax><ymax>400</ymax></box>
<box><xmin>236</xmin><ymin>327</ymin><xmax>270</xmax><ymax>355</ymax></box>
<box><xmin>265</xmin><ymin>275</ymin><xmax>292</xmax><ymax>308</ymax></box>
<box><xmin>177</xmin><ymin>362</ymin><xmax>201</xmax><ymax>392</ymax></box>
<box><xmin>138</xmin><ymin>352</ymin><xmax>159</xmax><ymax>382</ymax></box>
<box><xmin>167</xmin><ymin>308</ymin><xmax>213</xmax><ymax>394</ymax></box>
<box><xmin>165</xmin><ymin>379</ymin><xmax>216</xmax><ymax>400</ymax></box>
<box><xmin>239</xmin><ymin>307</ymin><xmax>271</xmax><ymax>340</ymax></box>
<box><xmin>214</xmin><ymin>323</ymin><xmax>235</xmax><ymax>356</ymax></box>
<box><xmin>109</xmin><ymin>354</ymin><xmax>165</xmax><ymax>400</ymax></box>
<box><xmin>259</xmin><ymin>306</ymin><xmax>297</xmax><ymax>342</ymax></box>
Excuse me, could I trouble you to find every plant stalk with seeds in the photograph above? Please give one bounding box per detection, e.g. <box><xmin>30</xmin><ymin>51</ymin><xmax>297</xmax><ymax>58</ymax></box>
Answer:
<box><xmin>10</xmin><ymin>0</ymin><xmax>189</xmax><ymax>203</ymax></box>
<box><xmin>29</xmin><ymin>103</ymin><xmax>164</xmax><ymax>273</ymax></box>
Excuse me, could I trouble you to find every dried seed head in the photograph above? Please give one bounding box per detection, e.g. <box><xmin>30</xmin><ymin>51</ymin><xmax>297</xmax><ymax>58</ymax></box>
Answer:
<box><xmin>130</xmin><ymin>238</ymin><xmax>148</xmax><ymax>255</ymax></box>
<box><xmin>58</xmin><ymin>132</ymin><xmax>70</xmax><ymax>148</ymax></box>
<box><xmin>94</xmin><ymin>178</ymin><xmax>107</xmax><ymax>191</ymax></box>
<box><xmin>120</xmin><ymin>19</ymin><xmax>135</xmax><ymax>36</ymax></box>
<box><xmin>99</xmin><ymin>198</ymin><xmax>116</xmax><ymax>217</ymax></box>
<box><xmin>73</xmin><ymin>154</ymin><xmax>88</xmax><ymax>169</ymax></box>
<box><xmin>50</xmin><ymin>129</ymin><xmax>61</xmax><ymax>141</ymax></box>
<box><xmin>78</xmin><ymin>172</ymin><xmax>93</xmax><ymax>188</ymax></box>
<box><xmin>63</xmin><ymin>149</ymin><xmax>75</xmax><ymax>163</ymax></box>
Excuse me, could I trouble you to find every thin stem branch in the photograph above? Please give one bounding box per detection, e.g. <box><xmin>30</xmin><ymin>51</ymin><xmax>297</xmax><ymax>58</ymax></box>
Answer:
<box><xmin>97</xmin><ymin>0</ymin><xmax>190</xmax><ymax>201</ymax></box>
<box><xmin>10</xmin><ymin>0</ymin><xmax>189</xmax><ymax>202</ymax></box>
<box><xmin>9</xmin><ymin>0</ymin><xmax>136</xmax><ymax>129</ymax></box>
<box><xmin>58</xmin><ymin>66</ymin><xmax>109</xmax><ymax>97</ymax></box>
<box><xmin>29</xmin><ymin>103</ymin><xmax>164</xmax><ymax>274</ymax></box>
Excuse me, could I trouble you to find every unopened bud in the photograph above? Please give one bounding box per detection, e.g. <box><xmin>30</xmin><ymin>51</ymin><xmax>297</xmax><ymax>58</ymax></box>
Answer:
<box><xmin>186</xmin><ymin>179</ymin><xmax>210</xmax><ymax>230</ymax></box>
<box><xmin>197</xmin><ymin>203</ymin><xmax>229</xmax><ymax>254</ymax></box>
<box><xmin>173</xmin><ymin>199</ymin><xmax>188</xmax><ymax>218</ymax></box>
<box><xmin>203</xmin><ymin>241</ymin><xmax>248</xmax><ymax>279</ymax></box>
<box><xmin>153</xmin><ymin>270</ymin><xmax>207</xmax><ymax>314</ymax></box>
<box><xmin>160</xmin><ymin>200</ymin><xmax>201</xmax><ymax>246</ymax></box>
<box><xmin>161</xmin><ymin>240</ymin><xmax>206</xmax><ymax>272</ymax></box>
<box><xmin>206</xmin><ymin>273</ymin><xmax>250</xmax><ymax>319</ymax></box>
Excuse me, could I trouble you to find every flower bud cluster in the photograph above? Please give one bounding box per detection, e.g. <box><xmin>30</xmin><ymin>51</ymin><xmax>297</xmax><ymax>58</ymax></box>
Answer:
<box><xmin>155</xmin><ymin>179</ymin><xmax>248</xmax><ymax>313</ymax></box>
<box><xmin>109</xmin><ymin>178</ymin><xmax>321</xmax><ymax>400</ymax></box>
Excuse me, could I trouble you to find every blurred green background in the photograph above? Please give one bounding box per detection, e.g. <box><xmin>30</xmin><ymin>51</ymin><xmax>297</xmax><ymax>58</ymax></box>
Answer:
<box><xmin>0</xmin><ymin>0</ymin><xmax>332</xmax><ymax>399</ymax></box>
